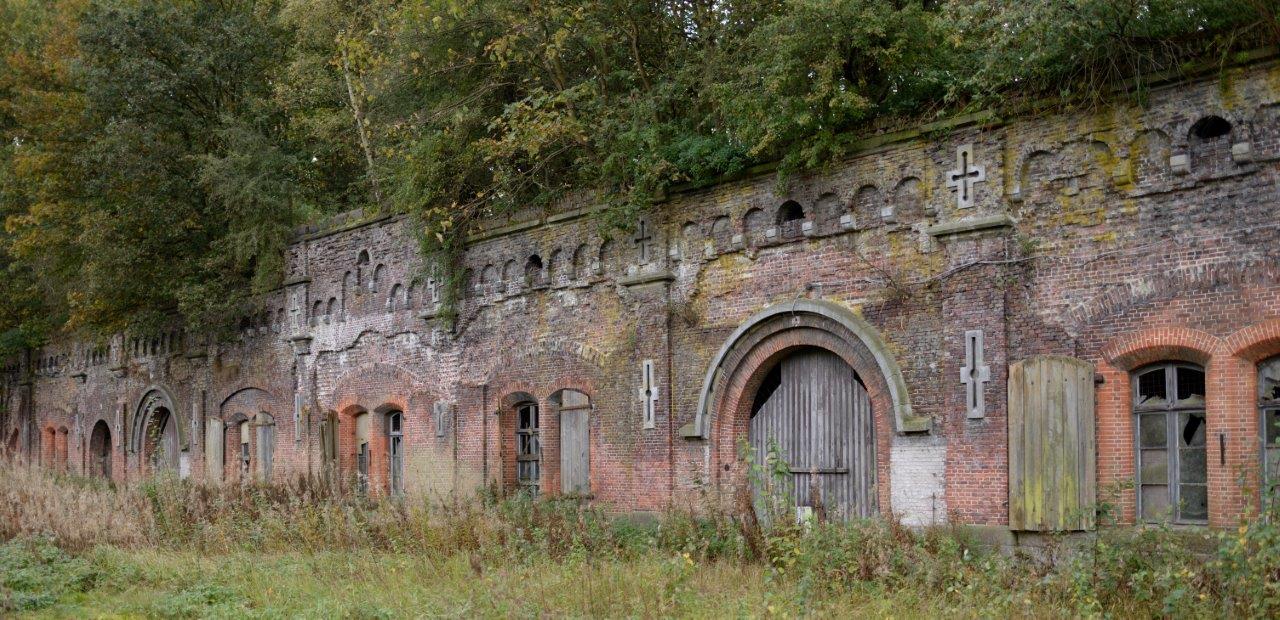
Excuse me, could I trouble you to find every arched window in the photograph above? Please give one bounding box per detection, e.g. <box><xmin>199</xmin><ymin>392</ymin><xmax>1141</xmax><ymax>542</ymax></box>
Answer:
<box><xmin>1134</xmin><ymin>362</ymin><xmax>1207</xmax><ymax>523</ymax></box>
<box><xmin>516</xmin><ymin>401</ymin><xmax>540</xmax><ymax>495</ymax></box>
<box><xmin>355</xmin><ymin>411</ymin><xmax>371</xmax><ymax>494</ymax></box>
<box><xmin>238</xmin><ymin>420</ymin><xmax>251</xmax><ymax>479</ymax></box>
<box><xmin>255</xmin><ymin>413</ymin><xmax>275</xmax><ymax>483</ymax></box>
<box><xmin>776</xmin><ymin>200</ymin><xmax>805</xmax><ymax>239</ymax></box>
<box><xmin>525</xmin><ymin>255</ymin><xmax>544</xmax><ymax>288</ymax></box>
<box><xmin>1259</xmin><ymin>356</ymin><xmax>1280</xmax><ymax>497</ymax></box>
<box><xmin>387</xmin><ymin>411</ymin><xmax>404</xmax><ymax>496</ymax></box>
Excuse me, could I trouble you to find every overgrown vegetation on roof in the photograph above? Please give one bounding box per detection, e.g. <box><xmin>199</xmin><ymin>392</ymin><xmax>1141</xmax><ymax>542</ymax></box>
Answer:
<box><xmin>0</xmin><ymin>0</ymin><xmax>1274</xmax><ymax>346</ymax></box>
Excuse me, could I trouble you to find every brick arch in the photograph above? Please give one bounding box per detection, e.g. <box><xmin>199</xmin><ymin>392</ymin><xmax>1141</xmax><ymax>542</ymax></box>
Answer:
<box><xmin>1095</xmin><ymin>326</ymin><xmax>1238</xmax><ymax>525</ymax></box>
<box><xmin>696</xmin><ymin>299</ymin><xmax>917</xmax><ymax>516</ymax></box>
<box><xmin>694</xmin><ymin>299</ymin><xmax>919</xmax><ymax>438</ymax></box>
<box><xmin>128</xmin><ymin>385</ymin><xmax>186</xmax><ymax>454</ymax></box>
<box><xmin>487</xmin><ymin>354</ymin><xmax>601</xmax><ymax>498</ymax></box>
<box><xmin>1225</xmin><ymin>319</ymin><xmax>1280</xmax><ymax>363</ymax></box>
<box><xmin>1100</xmin><ymin>326</ymin><xmax>1221</xmax><ymax>371</ymax></box>
<box><xmin>328</xmin><ymin>363</ymin><xmax>432</xmax><ymax>496</ymax></box>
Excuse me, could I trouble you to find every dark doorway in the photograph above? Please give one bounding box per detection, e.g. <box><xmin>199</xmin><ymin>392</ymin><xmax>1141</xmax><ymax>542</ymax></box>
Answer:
<box><xmin>749</xmin><ymin>347</ymin><xmax>876</xmax><ymax>522</ymax></box>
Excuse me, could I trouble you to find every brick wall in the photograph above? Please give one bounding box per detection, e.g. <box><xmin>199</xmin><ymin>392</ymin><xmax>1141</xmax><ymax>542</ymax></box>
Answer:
<box><xmin>5</xmin><ymin>60</ymin><xmax>1280</xmax><ymax>530</ymax></box>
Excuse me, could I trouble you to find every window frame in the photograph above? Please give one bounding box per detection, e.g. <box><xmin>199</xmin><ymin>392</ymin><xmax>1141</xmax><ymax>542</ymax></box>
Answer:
<box><xmin>1132</xmin><ymin>362</ymin><xmax>1208</xmax><ymax>525</ymax></box>
<box><xmin>515</xmin><ymin>401</ymin><xmax>540</xmax><ymax>495</ymax></box>
<box><xmin>387</xmin><ymin>411</ymin><xmax>404</xmax><ymax>496</ymax></box>
<box><xmin>1257</xmin><ymin>356</ymin><xmax>1280</xmax><ymax>501</ymax></box>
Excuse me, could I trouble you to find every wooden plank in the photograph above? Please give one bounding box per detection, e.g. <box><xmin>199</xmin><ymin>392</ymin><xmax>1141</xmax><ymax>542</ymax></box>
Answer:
<box><xmin>1008</xmin><ymin>356</ymin><xmax>1097</xmax><ymax>532</ymax></box>
<box><xmin>1008</xmin><ymin>361</ymin><xmax>1024</xmax><ymax>530</ymax></box>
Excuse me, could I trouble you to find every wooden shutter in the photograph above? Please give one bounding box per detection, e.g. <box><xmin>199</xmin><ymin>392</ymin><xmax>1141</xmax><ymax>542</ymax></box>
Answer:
<box><xmin>560</xmin><ymin>404</ymin><xmax>588</xmax><ymax>497</ymax></box>
<box><xmin>1008</xmin><ymin>356</ymin><xmax>1097</xmax><ymax>531</ymax></box>
<box><xmin>205</xmin><ymin>418</ymin><xmax>224</xmax><ymax>483</ymax></box>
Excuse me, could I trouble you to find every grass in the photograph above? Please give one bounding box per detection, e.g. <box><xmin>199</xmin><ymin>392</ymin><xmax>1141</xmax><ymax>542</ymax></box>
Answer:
<box><xmin>3</xmin><ymin>460</ymin><xmax>1280</xmax><ymax>618</ymax></box>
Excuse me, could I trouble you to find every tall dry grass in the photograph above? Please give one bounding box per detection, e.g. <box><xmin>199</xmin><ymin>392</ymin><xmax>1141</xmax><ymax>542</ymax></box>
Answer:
<box><xmin>0</xmin><ymin>461</ymin><xmax>151</xmax><ymax>550</ymax></box>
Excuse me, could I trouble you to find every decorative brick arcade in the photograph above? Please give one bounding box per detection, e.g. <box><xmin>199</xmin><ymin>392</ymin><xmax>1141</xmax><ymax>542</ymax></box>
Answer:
<box><xmin>5</xmin><ymin>60</ymin><xmax>1280</xmax><ymax>535</ymax></box>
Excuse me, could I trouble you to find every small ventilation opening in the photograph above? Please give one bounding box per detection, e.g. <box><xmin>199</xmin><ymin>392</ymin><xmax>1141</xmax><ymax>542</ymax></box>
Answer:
<box><xmin>1191</xmin><ymin>116</ymin><xmax>1232</xmax><ymax>140</ymax></box>
<box><xmin>777</xmin><ymin>200</ymin><xmax>804</xmax><ymax>223</ymax></box>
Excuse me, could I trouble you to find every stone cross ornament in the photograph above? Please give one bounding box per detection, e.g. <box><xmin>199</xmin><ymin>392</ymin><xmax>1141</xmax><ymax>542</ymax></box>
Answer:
<box><xmin>946</xmin><ymin>143</ymin><xmax>986</xmax><ymax>209</ymax></box>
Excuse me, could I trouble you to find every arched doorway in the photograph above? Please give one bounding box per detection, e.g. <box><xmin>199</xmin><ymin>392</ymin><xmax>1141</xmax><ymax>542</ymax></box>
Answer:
<box><xmin>89</xmin><ymin>420</ymin><xmax>112</xmax><ymax>479</ymax></box>
<box><xmin>145</xmin><ymin>407</ymin><xmax>179</xmax><ymax>473</ymax></box>
<box><xmin>748</xmin><ymin>347</ymin><xmax>876</xmax><ymax>522</ymax></box>
<box><xmin>698</xmin><ymin>300</ymin><xmax>919</xmax><ymax>523</ymax></box>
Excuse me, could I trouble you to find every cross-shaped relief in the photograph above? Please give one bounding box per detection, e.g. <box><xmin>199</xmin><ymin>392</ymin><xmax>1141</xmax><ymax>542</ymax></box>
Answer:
<box><xmin>633</xmin><ymin>217</ymin><xmax>655</xmax><ymax>264</ymax></box>
<box><xmin>640</xmin><ymin>359</ymin><xmax>658</xmax><ymax>429</ymax></box>
<box><xmin>946</xmin><ymin>143</ymin><xmax>986</xmax><ymax>209</ymax></box>
<box><xmin>961</xmin><ymin>330</ymin><xmax>991</xmax><ymax>419</ymax></box>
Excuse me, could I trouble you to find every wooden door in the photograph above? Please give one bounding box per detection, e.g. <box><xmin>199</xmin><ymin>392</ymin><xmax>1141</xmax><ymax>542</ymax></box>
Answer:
<box><xmin>205</xmin><ymin>418</ymin><xmax>224</xmax><ymax>482</ymax></box>
<box><xmin>749</xmin><ymin>348</ymin><xmax>876</xmax><ymax>522</ymax></box>
<box><xmin>559</xmin><ymin>390</ymin><xmax>591</xmax><ymax>496</ymax></box>
<box><xmin>1008</xmin><ymin>356</ymin><xmax>1096</xmax><ymax>531</ymax></box>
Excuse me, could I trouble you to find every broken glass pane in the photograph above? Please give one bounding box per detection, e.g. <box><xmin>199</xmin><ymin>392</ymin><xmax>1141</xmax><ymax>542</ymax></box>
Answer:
<box><xmin>1176</xmin><ymin>367</ymin><xmax>1206</xmax><ymax>406</ymax></box>
<box><xmin>1180</xmin><ymin>412</ymin><xmax>1206</xmax><ymax>447</ymax></box>
<box><xmin>1260</xmin><ymin>358</ymin><xmax>1280</xmax><ymax>402</ymax></box>
<box><xmin>1179</xmin><ymin>484</ymin><xmax>1208</xmax><ymax>521</ymax></box>
<box><xmin>1137</xmin><ymin>368</ymin><xmax>1168</xmax><ymax>408</ymax></box>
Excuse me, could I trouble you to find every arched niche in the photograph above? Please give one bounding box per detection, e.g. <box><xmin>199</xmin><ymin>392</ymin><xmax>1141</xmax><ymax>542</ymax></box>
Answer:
<box><xmin>689</xmin><ymin>299</ymin><xmax>923</xmax><ymax>439</ymax></box>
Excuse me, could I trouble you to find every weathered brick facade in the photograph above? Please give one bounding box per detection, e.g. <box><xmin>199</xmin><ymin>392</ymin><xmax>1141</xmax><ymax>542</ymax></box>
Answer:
<box><xmin>5</xmin><ymin>60</ymin><xmax>1280</xmax><ymax>531</ymax></box>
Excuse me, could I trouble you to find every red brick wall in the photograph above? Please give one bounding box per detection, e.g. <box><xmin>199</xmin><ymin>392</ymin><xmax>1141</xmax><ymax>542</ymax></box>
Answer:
<box><xmin>5</xmin><ymin>60</ymin><xmax>1280</xmax><ymax>532</ymax></box>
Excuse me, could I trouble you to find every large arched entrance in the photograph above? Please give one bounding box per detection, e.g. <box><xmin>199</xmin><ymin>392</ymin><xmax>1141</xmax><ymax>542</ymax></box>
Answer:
<box><xmin>89</xmin><ymin>420</ymin><xmax>112</xmax><ymax>479</ymax></box>
<box><xmin>145</xmin><ymin>407</ymin><xmax>178</xmax><ymax>473</ymax></box>
<box><xmin>748</xmin><ymin>347</ymin><xmax>876</xmax><ymax>522</ymax></box>
<box><xmin>696</xmin><ymin>300</ymin><xmax>922</xmax><ymax>522</ymax></box>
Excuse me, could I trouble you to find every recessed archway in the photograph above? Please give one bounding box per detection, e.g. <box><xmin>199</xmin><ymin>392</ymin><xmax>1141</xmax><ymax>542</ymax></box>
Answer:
<box><xmin>89</xmin><ymin>420</ymin><xmax>112</xmax><ymax>479</ymax></box>
<box><xmin>694</xmin><ymin>299</ymin><xmax>918</xmax><ymax>519</ymax></box>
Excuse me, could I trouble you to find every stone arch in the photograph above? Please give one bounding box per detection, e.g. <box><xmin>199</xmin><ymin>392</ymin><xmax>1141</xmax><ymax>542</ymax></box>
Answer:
<box><xmin>680</xmin><ymin>221</ymin><xmax>702</xmax><ymax>260</ymax></box>
<box><xmin>88</xmin><ymin>419</ymin><xmax>112</xmax><ymax>478</ymax></box>
<box><xmin>852</xmin><ymin>185</ymin><xmax>883</xmax><ymax>228</ymax></box>
<box><xmin>129</xmin><ymin>385</ymin><xmax>186</xmax><ymax>454</ymax></box>
<box><xmin>570</xmin><ymin>245</ymin><xmax>587</xmax><ymax>280</ymax></box>
<box><xmin>812</xmin><ymin>191</ymin><xmax>842</xmax><ymax>232</ymax></box>
<box><xmin>709</xmin><ymin>215</ymin><xmax>732</xmax><ymax>252</ymax></box>
<box><xmin>525</xmin><ymin>254</ymin><xmax>545</xmax><ymax>287</ymax></box>
<box><xmin>547</xmin><ymin>249</ymin><xmax>562</xmax><ymax>285</ymax></box>
<box><xmin>694</xmin><ymin>300</ymin><xmax>919</xmax><ymax>518</ymax></box>
<box><xmin>1016</xmin><ymin>149</ymin><xmax>1056</xmax><ymax>202</ymax></box>
<box><xmin>1128</xmin><ymin>129</ymin><xmax>1171</xmax><ymax>189</ymax></box>
<box><xmin>1186</xmin><ymin>114</ymin><xmax>1237</xmax><ymax>178</ymax></box>
<box><xmin>743</xmin><ymin>207</ymin><xmax>767</xmax><ymax>246</ymax></box>
<box><xmin>775</xmin><ymin>200</ymin><xmax>805</xmax><ymax>239</ymax></box>
<box><xmin>891</xmin><ymin>177</ymin><xmax>924</xmax><ymax>223</ymax></box>
<box><xmin>693</xmin><ymin>299</ymin><xmax>921</xmax><ymax>440</ymax></box>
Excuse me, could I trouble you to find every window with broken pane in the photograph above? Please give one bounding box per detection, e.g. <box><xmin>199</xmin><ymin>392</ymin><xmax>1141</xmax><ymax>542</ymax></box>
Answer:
<box><xmin>1133</xmin><ymin>362</ymin><xmax>1207</xmax><ymax>523</ymax></box>
<box><xmin>387</xmin><ymin>411</ymin><xmax>404</xmax><ymax>496</ymax></box>
<box><xmin>1259</xmin><ymin>357</ymin><xmax>1280</xmax><ymax>498</ymax></box>
<box><xmin>516</xmin><ymin>402</ymin><xmax>540</xmax><ymax>495</ymax></box>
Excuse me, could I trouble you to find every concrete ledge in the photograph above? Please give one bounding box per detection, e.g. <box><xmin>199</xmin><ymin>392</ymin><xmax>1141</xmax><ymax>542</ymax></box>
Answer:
<box><xmin>619</xmin><ymin>271</ymin><xmax>674</xmax><ymax>287</ymax></box>
<box><xmin>926</xmin><ymin>213</ymin><xmax>1015</xmax><ymax>238</ymax></box>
